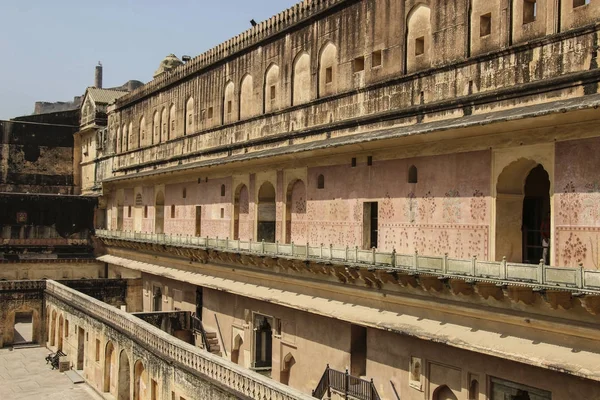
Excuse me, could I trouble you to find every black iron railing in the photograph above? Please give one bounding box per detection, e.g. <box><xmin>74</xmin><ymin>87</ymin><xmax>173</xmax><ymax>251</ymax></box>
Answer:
<box><xmin>191</xmin><ymin>314</ymin><xmax>211</xmax><ymax>352</ymax></box>
<box><xmin>312</xmin><ymin>365</ymin><xmax>380</xmax><ymax>400</ymax></box>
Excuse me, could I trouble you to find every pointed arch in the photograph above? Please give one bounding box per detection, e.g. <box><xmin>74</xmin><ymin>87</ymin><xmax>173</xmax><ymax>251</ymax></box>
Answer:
<box><xmin>152</xmin><ymin>110</ymin><xmax>160</xmax><ymax>145</ymax></box>
<box><xmin>128</xmin><ymin>121</ymin><xmax>133</xmax><ymax>149</ymax></box>
<box><xmin>239</xmin><ymin>74</ymin><xmax>254</xmax><ymax>120</ymax></box>
<box><xmin>264</xmin><ymin>63</ymin><xmax>280</xmax><ymax>113</ymax></box>
<box><xmin>138</xmin><ymin>115</ymin><xmax>146</xmax><ymax>148</ymax></box>
<box><xmin>118</xmin><ymin>350</ymin><xmax>131</xmax><ymax>400</ymax></box>
<box><xmin>280</xmin><ymin>352</ymin><xmax>296</xmax><ymax>385</ymax></box>
<box><xmin>406</xmin><ymin>4</ymin><xmax>432</xmax><ymax>73</ymax></box>
<box><xmin>122</xmin><ymin>124</ymin><xmax>128</xmax><ymax>152</ymax></box>
<box><xmin>223</xmin><ymin>81</ymin><xmax>235</xmax><ymax>124</ymax></box>
<box><xmin>292</xmin><ymin>51</ymin><xmax>311</xmax><ymax>106</ymax></box>
<box><xmin>233</xmin><ymin>184</ymin><xmax>250</xmax><ymax>240</ymax></box>
<box><xmin>231</xmin><ymin>334</ymin><xmax>243</xmax><ymax>365</ymax></box>
<box><xmin>169</xmin><ymin>104</ymin><xmax>176</xmax><ymax>139</ymax></box>
<box><xmin>155</xmin><ymin>191</ymin><xmax>165</xmax><ymax>234</ymax></box>
<box><xmin>133</xmin><ymin>360</ymin><xmax>147</xmax><ymax>400</ymax></box>
<box><xmin>161</xmin><ymin>107</ymin><xmax>168</xmax><ymax>142</ymax></box>
<box><xmin>184</xmin><ymin>96</ymin><xmax>194</xmax><ymax>135</ymax></box>
<box><xmin>285</xmin><ymin>179</ymin><xmax>307</xmax><ymax>244</ymax></box>
<box><xmin>318</xmin><ymin>41</ymin><xmax>338</xmax><ymax>98</ymax></box>
<box><xmin>104</xmin><ymin>341</ymin><xmax>115</xmax><ymax>393</ymax></box>
<box><xmin>257</xmin><ymin>181</ymin><xmax>276</xmax><ymax>242</ymax></box>
<box><xmin>432</xmin><ymin>385</ymin><xmax>458</xmax><ymax>400</ymax></box>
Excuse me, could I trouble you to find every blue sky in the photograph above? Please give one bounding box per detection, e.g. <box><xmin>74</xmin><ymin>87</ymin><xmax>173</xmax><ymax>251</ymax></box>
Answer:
<box><xmin>0</xmin><ymin>0</ymin><xmax>299</xmax><ymax>119</ymax></box>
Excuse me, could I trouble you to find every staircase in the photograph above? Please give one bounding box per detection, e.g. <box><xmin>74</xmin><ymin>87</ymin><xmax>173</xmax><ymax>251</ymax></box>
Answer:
<box><xmin>312</xmin><ymin>365</ymin><xmax>381</xmax><ymax>400</ymax></box>
<box><xmin>191</xmin><ymin>314</ymin><xmax>221</xmax><ymax>356</ymax></box>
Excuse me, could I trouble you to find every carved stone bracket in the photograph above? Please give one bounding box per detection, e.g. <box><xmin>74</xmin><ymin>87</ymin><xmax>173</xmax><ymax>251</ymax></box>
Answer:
<box><xmin>376</xmin><ymin>269</ymin><xmax>399</xmax><ymax>285</ymax></box>
<box><xmin>262</xmin><ymin>257</ymin><xmax>278</xmax><ymax>269</ymax></box>
<box><xmin>475</xmin><ymin>282</ymin><xmax>504</xmax><ymax>301</ymax></box>
<box><xmin>579</xmin><ymin>295</ymin><xmax>600</xmax><ymax>315</ymax></box>
<box><xmin>543</xmin><ymin>290</ymin><xmax>573</xmax><ymax>310</ymax></box>
<box><xmin>449</xmin><ymin>279</ymin><xmax>474</xmax><ymax>296</ymax></box>
<box><xmin>505</xmin><ymin>286</ymin><xmax>536</xmax><ymax>306</ymax></box>
<box><xmin>239</xmin><ymin>254</ymin><xmax>254</xmax><ymax>266</ymax></box>
<box><xmin>397</xmin><ymin>273</ymin><xmax>419</xmax><ymax>288</ymax></box>
<box><xmin>307</xmin><ymin>261</ymin><xmax>328</xmax><ymax>275</ymax></box>
<box><xmin>358</xmin><ymin>269</ymin><xmax>383</xmax><ymax>290</ymax></box>
<box><xmin>331</xmin><ymin>265</ymin><xmax>355</xmax><ymax>284</ymax></box>
<box><xmin>419</xmin><ymin>276</ymin><xmax>444</xmax><ymax>292</ymax></box>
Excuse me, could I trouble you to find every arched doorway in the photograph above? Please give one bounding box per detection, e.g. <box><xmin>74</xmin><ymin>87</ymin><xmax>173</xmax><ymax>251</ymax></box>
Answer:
<box><xmin>231</xmin><ymin>334</ymin><xmax>243</xmax><ymax>365</ymax></box>
<box><xmin>496</xmin><ymin>160</ymin><xmax>550</xmax><ymax>264</ymax></box>
<box><xmin>285</xmin><ymin>180</ymin><xmax>307</xmax><ymax>244</ymax></box>
<box><xmin>257</xmin><ymin>182</ymin><xmax>276</xmax><ymax>243</ymax></box>
<box><xmin>104</xmin><ymin>342</ymin><xmax>115</xmax><ymax>394</ymax></box>
<box><xmin>253</xmin><ymin>315</ymin><xmax>272</xmax><ymax>369</ymax></box>
<box><xmin>134</xmin><ymin>193</ymin><xmax>143</xmax><ymax>232</ymax></box>
<box><xmin>134</xmin><ymin>360</ymin><xmax>147</xmax><ymax>400</ymax></box>
<box><xmin>155</xmin><ymin>191</ymin><xmax>165</xmax><ymax>234</ymax></box>
<box><xmin>432</xmin><ymin>385</ymin><xmax>458</xmax><ymax>400</ymax></box>
<box><xmin>50</xmin><ymin>310</ymin><xmax>57</xmax><ymax>346</ymax></box>
<box><xmin>118</xmin><ymin>351</ymin><xmax>131</xmax><ymax>400</ymax></box>
<box><xmin>280</xmin><ymin>353</ymin><xmax>296</xmax><ymax>385</ymax></box>
<box><xmin>233</xmin><ymin>184</ymin><xmax>249</xmax><ymax>240</ymax></box>
<box><xmin>117</xmin><ymin>194</ymin><xmax>124</xmax><ymax>231</ymax></box>
<box><xmin>153</xmin><ymin>287</ymin><xmax>162</xmax><ymax>312</ymax></box>
<box><xmin>57</xmin><ymin>315</ymin><xmax>64</xmax><ymax>351</ymax></box>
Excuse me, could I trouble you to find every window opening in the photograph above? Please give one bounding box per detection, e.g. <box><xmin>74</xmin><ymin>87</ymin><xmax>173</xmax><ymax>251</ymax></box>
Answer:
<box><xmin>221</xmin><ymin>184</ymin><xmax>226</xmax><ymax>197</ymax></box>
<box><xmin>372</xmin><ymin>50</ymin><xmax>382</xmax><ymax>68</ymax></box>
<box><xmin>207</xmin><ymin>107</ymin><xmax>214</xmax><ymax>119</ymax></box>
<box><xmin>325</xmin><ymin>67</ymin><xmax>333</xmax><ymax>84</ymax></box>
<box><xmin>317</xmin><ymin>174</ymin><xmax>325</xmax><ymax>189</ymax></box>
<box><xmin>367</xmin><ymin>156</ymin><xmax>373</xmax><ymax>166</ymax></box>
<box><xmin>171</xmin><ymin>205</ymin><xmax>175</xmax><ymax>218</ymax></box>
<box><xmin>270</xmin><ymin>85</ymin><xmax>276</xmax><ymax>100</ymax></box>
<box><xmin>408</xmin><ymin>165</ymin><xmax>418</xmax><ymax>183</ymax></box>
<box><xmin>523</xmin><ymin>0</ymin><xmax>537</xmax><ymax>24</ymax></box>
<box><xmin>415</xmin><ymin>37</ymin><xmax>425</xmax><ymax>55</ymax></box>
<box><xmin>227</xmin><ymin>101</ymin><xmax>232</xmax><ymax>114</ymax></box>
<box><xmin>480</xmin><ymin>14</ymin><xmax>492</xmax><ymax>36</ymax></box>
<box><xmin>351</xmin><ymin>157</ymin><xmax>357</xmax><ymax>167</ymax></box>
<box><xmin>353</xmin><ymin>56</ymin><xmax>365</xmax><ymax>72</ymax></box>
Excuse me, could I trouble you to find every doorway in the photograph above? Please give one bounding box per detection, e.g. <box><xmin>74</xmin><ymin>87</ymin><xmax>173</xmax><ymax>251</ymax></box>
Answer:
<box><xmin>257</xmin><ymin>182</ymin><xmax>276</xmax><ymax>243</ymax></box>
<box><xmin>57</xmin><ymin>315</ymin><xmax>64</xmax><ymax>351</ymax></box>
<box><xmin>155</xmin><ymin>191</ymin><xmax>165</xmax><ymax>234</ymax></box>
<box><xmin>13</xmin><ymin>312</ymin><xmax>33</xmax><ymax>344</ymax></box>
<box><xmin>496</xmin><ymin>160</ymin><xmax>550</xmax><ymax>264</ymax></box>
<box><xmin>253</xmin><ymin>314</ymin><xmax>273</xmax><ymax>371</ymax></box>
<box><xmin>195</xmin><ymin>287</ymin><xmax>203</xmax><ymax>320</ymax></box>
<box><xmin>117</xmin><ymin>206</ymin><xmax>124</xmax><ymax>231</ymax></box>
<box><xmin>522</xmin><ymin>165</ymin><xmax>550</xmax><ymax>264</ymax></box>
<box><xmin>350</xmin><ymin>324</ymin><xmax>367</xmax><ymax>377</ymax></box>
<box><xmin>118</xmin><ymin>351</ymin><xmax>131</xmax><ymax>400</ymax></box>
<box><xmin>195</xmin><ymin>206</ymin><xmax>202</xmax><ymax>236</ymax></box>
<box><xmin>363</xmin><ymin>202</ymin><xmax>378</xmax><ymax>249</ymax></box>
<box><xmin>153</xmin><ymin>286</ymin><xmax>162</xmax><ymax>312</ymax></box>
<box><xmin>77</xmin><ymin>327</ymin><xmax>85</xmax><ymax>370</ymax></box>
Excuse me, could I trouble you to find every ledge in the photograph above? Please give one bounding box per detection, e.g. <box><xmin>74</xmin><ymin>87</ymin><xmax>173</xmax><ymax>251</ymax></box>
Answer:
<box><xmin>98</xmin><ymin>253</ymin><xmax>600</xmax><ymax>382</ymax></box>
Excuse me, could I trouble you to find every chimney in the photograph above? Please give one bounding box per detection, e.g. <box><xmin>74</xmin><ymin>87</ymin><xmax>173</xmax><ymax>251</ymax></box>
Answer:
<box><xmin>95</xmin><ymin>62</ymin><xmax>103</xmax><ymax>88</ymax></box>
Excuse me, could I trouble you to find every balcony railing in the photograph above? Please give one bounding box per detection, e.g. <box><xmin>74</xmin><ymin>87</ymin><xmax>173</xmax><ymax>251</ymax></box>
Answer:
<box><xmin>96</xmin><ymin>229</ymin><xmax>600</xmax><ymax>293</ymax></box>
<box><xmin>45</xmin><ymin>280</ymin><xmax>313</xmax><ymax>400</ymax></box>
<box><xmin>1</xmin><ymin>225</ymin><xmax>90</xmax><ymax>245</ymax></box>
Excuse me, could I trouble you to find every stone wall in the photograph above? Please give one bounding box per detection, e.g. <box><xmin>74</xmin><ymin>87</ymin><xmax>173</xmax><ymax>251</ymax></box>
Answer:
<box><xmin>0</xmin><ymin>110</ymin><xmax>78</xmax><ymax>194</ymax></box>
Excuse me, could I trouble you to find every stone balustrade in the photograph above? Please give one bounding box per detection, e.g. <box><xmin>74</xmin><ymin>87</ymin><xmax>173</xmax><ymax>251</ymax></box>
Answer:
<box><xmin>45</xmin><ymin>279</ymin><xmax>313</xmax><ymax>400</ymax></box>
<box><xmin>96</xmin><ymin>229</ymin><xmax>600</xmax><ymax>294</ymax></box>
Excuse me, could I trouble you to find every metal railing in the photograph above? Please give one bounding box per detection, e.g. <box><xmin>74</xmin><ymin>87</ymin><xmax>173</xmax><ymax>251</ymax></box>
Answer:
<box><xmin>95</xmin><ymin>229</ymin><xmax>600</xmax><ymax>293</ymax></box>
<box><xmin>191</xmin><ymin>314</ymin><xmax>211</xmax><ymax>352</ymax></box>
<box><xmin>312</xmin><ymin>365</ymin><xmax>380</xmax><ymax>400</ymax></box>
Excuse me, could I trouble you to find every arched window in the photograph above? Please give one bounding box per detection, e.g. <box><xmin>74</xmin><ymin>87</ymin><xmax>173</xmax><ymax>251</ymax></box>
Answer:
<box><xmin>292</xmin><ymin>52</ymin><xmax>311</xmax><ymax>106</ymax></box>
<box><xmin>169</xmin><ymin>104</ymin><xmax>176</xmax><ymax>139</ymax></box>
<box><xmin>239</xmin><ymin>75</ymin><xmax>254</xmax><ymax>120</ymax></box>
<box><xmin>406</xmin><ymin>5</ymin><xmax>432</xmax><ymax>73</ymax></box>
<box><xmin>318</xmin><ymin>42</ymin><xmax>338</xmax><ymax>98</ymax></box>
<box><xmin>138</xmin><ymin>116</ymin><xmax>145</xmax><ymax>148</ymax></box>
<box><xmin>152</xmin><ymin>111</ymin><xmax>160</xmax><ymax>145</ymax></box>
<box><xmin>469</xmin><ymin>379</ymin><xmax>479</xmax><ymax>400</ymax></box>
<box><xmin>223</xmin><ymin>81</ymin><xmax>235</xmax><ymax>124</ymax></box>
<box><xmin>264</xmin><ymin>64</ymin><xmax>280</xmax><ymax>113</ymax></box>
<box><xmin>185</xmin><ymin>97</ymin><xmax>194</xmax><ymax>135</ymax></box>
<box><xmin>408</xmin><ymin>165</ymin><xmax>418</xmax><ymax>183</ymax></box>
<box><xmin>122</xmin><ymin>124</ymin><xmax>128</xmax><ymax>152</ymax></box>
<box><xmin>128</xmin><ymin>122</ymin><xmax>133</xmax><ymax>149</ymax></box>
<box><xmin>317</xmin><ymin>174</ymin><xmax>325</xmax><ymax>189</ymax></box>
<box><xmin>161</xmin><ymin>107</ymin><xmax>168</xmax><ymax>142</ymax></box>
<box><xmin>221</xmin><ymin>184</ymin><xmax>226</xmax><ymax>197</ymax></box>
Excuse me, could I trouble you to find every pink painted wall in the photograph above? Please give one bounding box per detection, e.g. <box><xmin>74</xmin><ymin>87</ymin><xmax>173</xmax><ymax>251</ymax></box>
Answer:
<box><xmin>555</xmin><ymin>137</ymin><xmax>600</xmax><ymax>269</ymax></box>
<box><xmin>306</xmin><ymin>151</ymin><xmax>491</xmax><ymax>258</ymax></box>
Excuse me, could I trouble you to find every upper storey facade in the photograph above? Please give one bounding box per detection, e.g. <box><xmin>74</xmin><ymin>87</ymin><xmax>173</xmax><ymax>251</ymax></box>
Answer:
<box><xmin>107</xmin><ymin>0</ymin><xmax>600</xmax><ymax>177</ymax></box>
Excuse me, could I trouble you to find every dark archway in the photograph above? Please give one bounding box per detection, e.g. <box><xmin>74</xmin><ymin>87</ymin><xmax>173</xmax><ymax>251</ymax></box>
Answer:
<box><xmin>257</xmin><ymin>182</ymin><xmax>276</xmax><ymax>243</ymax></box>
<box><xmin>280</xmin><ymin>353</ymin><xmax>296</xmax><ymax>385</ymax></box>
<box><xmin>50</xmin><ymin>310</ymin><xmax>57</xmax><ymax>346</ymax></box>
<box><xmin>433</xmin><ymin>385</ymin><xmax>458</xmax><ymax>400</ymax></box>
<box><xmin>495</xmin><ymin>159</ymin><xmax>551</xmax><ymax>263</ymax></box>
<box><xmin>155</xmin><ymin>191</ymin><xmax>165</xmax><ymax>234</ymax></box>
<box><xmin>133</xmin><ymin>360</ymin><xmax>147</xmax><ymax>400</ymax></box>
<box><xmin>231</xmin><ymin>334</ymin><xmax>243</xmax><ymax>365</ymax></box>
<box><xmin>57</xmin><ymin>314</ymin><xmax>64</xmax><ymax>351</ymax></box>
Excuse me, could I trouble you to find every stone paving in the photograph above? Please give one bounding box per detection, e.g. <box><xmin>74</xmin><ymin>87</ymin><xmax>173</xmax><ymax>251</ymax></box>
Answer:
<box><xmin>0</xmin><ymin>346</ymin><xmax>103</xmax><ymax>400</ymax></box>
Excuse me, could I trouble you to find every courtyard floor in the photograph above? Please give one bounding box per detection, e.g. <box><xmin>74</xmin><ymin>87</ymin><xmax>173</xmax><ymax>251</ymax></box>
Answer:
<box><xmin>0</xmin><ymin>346</ymin><xmax>103</xmax><ymax>400</ymax></box>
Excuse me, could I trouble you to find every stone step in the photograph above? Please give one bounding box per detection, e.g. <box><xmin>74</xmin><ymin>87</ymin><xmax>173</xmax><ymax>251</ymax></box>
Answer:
<box><xmin>205</xmin><ymin>332</ymin><xmax>217</xmax><ymax>339</ymax></box>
